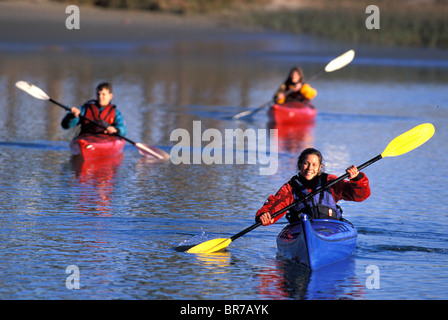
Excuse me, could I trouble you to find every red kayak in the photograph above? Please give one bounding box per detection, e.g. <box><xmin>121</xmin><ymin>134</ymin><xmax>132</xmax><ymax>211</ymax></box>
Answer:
<box><xmin>268</xmin><ymin>100</ymin><xmax>317</xmax><ymax>124</ymax></box>
<box><xmin>70</xmin><ymin>133</ymin><xmax>125</xmax><ymax>160</ymax></box>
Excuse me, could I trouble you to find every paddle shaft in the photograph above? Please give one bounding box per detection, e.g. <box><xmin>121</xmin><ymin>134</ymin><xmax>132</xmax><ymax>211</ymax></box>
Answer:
<box><xmin>49</xmin><ymin>98</ymin><xmax>138</xmax><ymax>146</ymax></box>
<box><xmin>229</xmin><ymin>154</ymin><xmax>383</xmax><ymax>242</ymax></box>
<box><xmin>232</xmin><ymin>87</ymin><xmax>309</xmax><ymax>120</ymax></box>
<box><xmin>306</xmin><ymin>70</ymin><xmax>324</xmax><ymax>82</ymax></box>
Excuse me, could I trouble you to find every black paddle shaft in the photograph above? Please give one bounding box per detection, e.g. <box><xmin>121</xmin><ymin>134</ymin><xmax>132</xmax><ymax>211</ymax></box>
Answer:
<box><xmin>230</xmin><ymin>154</ymin><xmax>383</xmax><ymax>242</ymax></box>
<box><xmin>49</xmin><ymin>98</ymin><xmax>136</xmax><ymax>145</ymax></box>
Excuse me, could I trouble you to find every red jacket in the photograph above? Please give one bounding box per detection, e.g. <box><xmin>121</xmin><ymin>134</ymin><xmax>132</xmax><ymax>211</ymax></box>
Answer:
<box><xmin>256</xmin><ymin>173</ymin><xmax>371</xmax><ymax>223</ymax></box>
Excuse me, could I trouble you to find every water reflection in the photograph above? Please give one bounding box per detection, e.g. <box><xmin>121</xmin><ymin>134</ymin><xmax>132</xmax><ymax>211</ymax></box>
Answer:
<box><xmin>305</xmin><ymin>258</ymin><xmax>364</xmax><ymax>299</ymax></box>
<box><xmin>1</xmin><ymin>50</ymin><xmax>275</xmax><ymax>145</ymax></box>
<box><xmin>70</xmin><ymin>154</ymin><xmax>123</xmax><ymax>216</ymax></box>
<box><xmin>256</xmin><ymin>256</ymin><xmax>363</xmax><ymax>300</ymax></box>
<box><xmin>195</xmin><ymin>252</ymin><xmax>232</xmax><ymax>270</ymax></box>
<box><xmin>256</xmin><ymin>259</ymin><xmax>311</xmax><ymax>299</ymax></box>
<box><xmin>268</xmin><ymin>121</ymin><xmax>315</xmax><ymax>155</ymax></box>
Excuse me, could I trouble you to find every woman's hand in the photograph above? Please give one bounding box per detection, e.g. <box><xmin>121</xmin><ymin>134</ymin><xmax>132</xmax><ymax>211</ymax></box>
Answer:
<box><xmin>259</xmin><ymin>212</ymin><xmax>274</xmax><ymax>226</ymax></box>
<box><xmin>346</xmin><ymin>165</ymin><xmax>360</xmax><ymax>180</ymax></box>
<box><xmin>292</xmin><ymin>82</ymin><xmax>302</xmax><ymax>92</ymax></box>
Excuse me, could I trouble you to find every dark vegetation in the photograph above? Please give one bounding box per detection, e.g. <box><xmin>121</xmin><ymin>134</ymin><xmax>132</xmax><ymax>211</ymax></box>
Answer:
<box><xmin>52</xmin><ymin>0</ymin><xmax>448</xmax><ymax>48</ymax></box>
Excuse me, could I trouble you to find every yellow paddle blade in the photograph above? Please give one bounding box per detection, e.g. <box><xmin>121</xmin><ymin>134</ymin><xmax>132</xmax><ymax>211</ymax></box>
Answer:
<box><xmin>186</xmin><ymin>238</ymin><xmax>232</xmax><ymax>254</ymax></box>
<box><xmin>381</xmin><ymin>123</ymin><xmax>435</xmax><ymax>158</ymax></box>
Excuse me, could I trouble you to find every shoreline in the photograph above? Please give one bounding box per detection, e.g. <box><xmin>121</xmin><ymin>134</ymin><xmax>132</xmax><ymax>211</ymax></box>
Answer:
<box><xmin>0</xmin><ymin>1</ymin><xmax>252</xmax><ymax>47</ymax></box>
<box><xmin>1</xmin><ymin>0</ymin><xmax>448</xmax><ymax>63</ymax></box>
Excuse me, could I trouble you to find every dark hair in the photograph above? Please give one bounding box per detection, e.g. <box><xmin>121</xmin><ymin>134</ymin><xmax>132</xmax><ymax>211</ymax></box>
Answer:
<box><xmin>96</xmin><ymin>82</ymin><xmax>113</xmax><ymax>93</ymax></box>
<box><xmin>285</xmin><ymin>66</ymin><xmax>305</xmax><ymax>85</ymax></box>
<box><xmin>297</xmin><ymin>148</ymin><xmax>324</xmax><ymax>173</ymax></box>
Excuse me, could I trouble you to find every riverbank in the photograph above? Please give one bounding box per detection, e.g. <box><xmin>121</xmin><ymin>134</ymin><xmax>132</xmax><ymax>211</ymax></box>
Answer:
<box><xmin>241</xmin><ymin>0</ymin><xmax>448</xmax><ymax>48</ymax></box>
<box><xmin>1</xmin><ymin>0</ymin><xmax>448</xmax><ymax>54</ymax></box>
<box><xmin>0</xmin><ymin>0</ymin><xmax>249</xmax><ymax>50</ymax></box>
<box><xmin>42</xmin><ymin>0</ymin><xmax>448</xmax><ymax>48</ymax></box>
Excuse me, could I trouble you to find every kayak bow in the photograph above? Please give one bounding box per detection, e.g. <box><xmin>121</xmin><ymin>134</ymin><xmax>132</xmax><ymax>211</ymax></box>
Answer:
<box><xmin>70</xmin><ymin>133</ymin><xmax>125</xmax><ymax>160</ymax></box>
<box><xmin>267</xmin><ymin>101</ymin><xmax>317</xmax><ymax>124</ymax></box>
<box><xmin>276</xmin><ymin>214</ymin><xmax>357</xmax><ymax>270</ymax></box>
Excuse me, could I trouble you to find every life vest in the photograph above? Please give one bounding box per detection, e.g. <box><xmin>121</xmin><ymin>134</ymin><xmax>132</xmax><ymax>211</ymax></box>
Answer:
<box><xmin>299</xmin><ymin>83</ymin><xmax>317</xmax><ymax>100</ymax></box>
<box><xmin>276</xmin><ymin>83</ymin><xmax>317</xmax><ymax>104</ymax></box>
<box><xmin>286</xmin><ymin>173</ymin><xmax>343</xmax><ymax>223</ymax></box>
<box><xmin>80</xmin><ymin>101</ymin><xmax>116</xmax><ymax>134</ymax></box>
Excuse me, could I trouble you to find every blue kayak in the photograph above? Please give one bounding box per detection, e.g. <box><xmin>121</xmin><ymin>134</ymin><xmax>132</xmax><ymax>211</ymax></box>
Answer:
<box><xmin>276</xmin><ymin>214</ymin><xmax>357</xmax><ymax>270</ymax></box>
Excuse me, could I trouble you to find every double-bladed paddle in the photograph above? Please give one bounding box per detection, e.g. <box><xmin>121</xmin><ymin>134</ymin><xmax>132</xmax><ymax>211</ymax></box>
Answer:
<box><xmin>231</xmin><ymin>49</ymin><xmax>355</xmax><ymax>120</ymax></box>
<box><xmin>15</xmin><ymin>81</ymin><xmax>170</xmax><ymax>160</ymax></box>
<box><xmin>184</xmin><ymin>123</ymin><xmax>435</xmax><ymax>254</ymax></box>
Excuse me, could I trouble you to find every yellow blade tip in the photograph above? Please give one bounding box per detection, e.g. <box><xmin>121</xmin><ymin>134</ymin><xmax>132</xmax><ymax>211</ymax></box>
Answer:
<box><xmin>381</xmin><ymin>123</ymin><xmax>435</xmax><ymax>158</ymax></box>
<box><xmin>186</xmin><ymin>238</ymin><xmax>231</xmax><ymax>254</ymax></box>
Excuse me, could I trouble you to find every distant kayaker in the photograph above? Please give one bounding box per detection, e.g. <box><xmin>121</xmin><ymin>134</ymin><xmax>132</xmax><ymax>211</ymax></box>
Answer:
<box><xmin>61</xmin><ymin>82</ymin><xmax>127</xmax><ymax>136</ymax></box>
<box><xmin>273</xmin><ymin>67</ymin><xmax>317</xmax><ymax>106</ymax></box>
<box><xmin>256</xmin><ymin>148</ymin><xmax>371</xmax><ymax>226</ymax></box>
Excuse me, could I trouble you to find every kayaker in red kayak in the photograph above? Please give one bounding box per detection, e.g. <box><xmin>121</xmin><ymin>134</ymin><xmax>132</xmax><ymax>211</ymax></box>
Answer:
<box><xmin>61</xmin><ymin>82</ymin><xmax>127</xmax><ymax>136</ymax></box>
<box><xmin>256</xmin><ymin>148</ymin><xmax>371</xmax><ymax>226</ymax></box>
<box><xmin>274</xmin><ymin>67</ymin><xmax>317</xmax><ymax>106</ymax></box>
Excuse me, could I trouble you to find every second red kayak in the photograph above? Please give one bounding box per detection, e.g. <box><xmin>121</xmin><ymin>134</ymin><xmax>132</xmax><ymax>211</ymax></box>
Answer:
<box><xmin>268</xmin><ymin>101</ymin><xmax>317</xmax><ymax>124</ymax></box>
<box><xmin>70</xmin><ymin>133</ymin><xmax>125</xmax><ymax>160</ymax></box>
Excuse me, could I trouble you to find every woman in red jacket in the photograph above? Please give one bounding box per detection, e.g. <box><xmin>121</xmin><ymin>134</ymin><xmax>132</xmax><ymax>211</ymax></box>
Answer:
<box><xmin>256</xmin><ymin>148</ymin><xmax>371</xmax><ymax>226</ymax></box>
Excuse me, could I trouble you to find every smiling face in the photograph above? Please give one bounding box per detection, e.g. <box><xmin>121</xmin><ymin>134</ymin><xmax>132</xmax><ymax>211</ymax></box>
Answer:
<box><xmin>97</xmin><ymin>88</ymin><xmax>113</xmax><ymax>107</ymax></box>
<box><xmin>299</xmin><ymin>154</ymin><xmax>322</xmax><ymax>180</ymax></box>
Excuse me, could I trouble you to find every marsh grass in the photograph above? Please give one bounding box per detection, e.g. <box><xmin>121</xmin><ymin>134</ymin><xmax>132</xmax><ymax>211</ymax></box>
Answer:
<box><xmin>242</xmin><ymin>1</ymin><xmax>448</xmax><ymax>48</ymax></box>
<box><xmin>52</xmin><ymin>0</ymin><xmax>448</xmax><ymax>48</ymax></box>
<box><xmin>53</xmin><ymin>0</ymin><xmax>268</xmax><ymax>13</ymax></box>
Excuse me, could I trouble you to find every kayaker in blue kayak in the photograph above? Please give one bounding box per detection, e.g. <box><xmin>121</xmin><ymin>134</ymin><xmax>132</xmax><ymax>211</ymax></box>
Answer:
<box><xmin>61</xmin><ymin>82</ymin><xmax>127</xmax><ymax>136</ymax></box>
<box><xmin>256</xmin><ymin>148</ymin><xmax>371</xmax><ymax>226</ymax></box>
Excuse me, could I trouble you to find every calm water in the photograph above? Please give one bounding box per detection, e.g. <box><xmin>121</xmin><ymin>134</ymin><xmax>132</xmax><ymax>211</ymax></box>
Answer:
<box><xmin>0</xmin><ymin>30</ymin><xmax>447</xmax><ymax>301</ymax></box>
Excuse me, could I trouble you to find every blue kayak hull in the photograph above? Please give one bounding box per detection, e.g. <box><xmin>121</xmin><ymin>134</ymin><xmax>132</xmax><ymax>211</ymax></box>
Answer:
<box><xmin>276</xmin><ymin>214</ymin><xmax>357</xmax><ymax>270</ymax></box>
